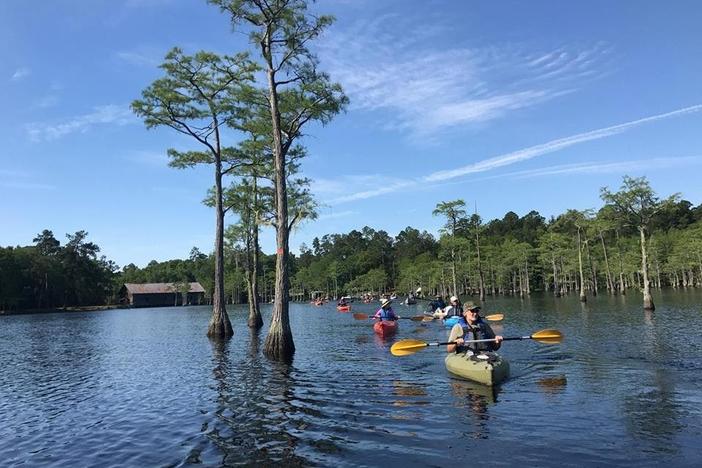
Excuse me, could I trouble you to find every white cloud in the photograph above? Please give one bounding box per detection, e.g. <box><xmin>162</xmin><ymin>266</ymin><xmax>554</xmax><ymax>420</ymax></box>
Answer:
<box><xmin>500</xmin><ymin>156</ymin><xmax>702</xmax><ymax>180</ymax></box>
<box><xmin>115</xmin><ymin>50</ymin><xmax>161</xmax><ymax>67</ymax></box>
<box><xmin>424</xmin><ymin>104</ymin><xmax>702</xmax><ymax>182</ymax></box>
<box><xmin>318</xmin><ymin>210</ymin><xmax>356</xmax><ymax>220</ymax></box>
<box><xmin>319</xmin><ymin>17</ymin><xmax>609</xmax><ymax>138</ymax></box>
<box><xmin>327</xmin><ymin>105</ymin><xmax>702</xmax><ymax>203</ymax></box>
<box><xmin>26</xmin><ymin>104</ymin><xmax>135</xmax><ymax>142</ymax></box>
<box><xmin>11</xmin><ymin>67</ymin><xmax>30</xmax><ymax>81</ymax></box>
<box><xmin>125</xmin><ymin>150</ymin><xmax>170</xmax><ymax>167</ymax></box>
<box><xmin>0</xmin><ymin>169</ymin><xmax>55</xmax><ymax>190</ymax></box>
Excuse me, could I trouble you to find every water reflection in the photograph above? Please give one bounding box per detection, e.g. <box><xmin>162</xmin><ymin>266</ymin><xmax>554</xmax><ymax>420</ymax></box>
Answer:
<box><xmin>536</xmin><ymin>375</ymin><xmax>568</xmax><ymax>395</ymax></box>
<box><xmin>204</xmin><ymin>336</ymin><xmax>309</xmax><ymax>466</ymax></box>
<box><xmin>391</xmin><ymin>380</ymin><xmax>430</xmax><ymax>407</ymax></box>
<box><xmin>450</xmin><ymin>379</ymin><xmax>500</xmax><ymax>439</ymax></box>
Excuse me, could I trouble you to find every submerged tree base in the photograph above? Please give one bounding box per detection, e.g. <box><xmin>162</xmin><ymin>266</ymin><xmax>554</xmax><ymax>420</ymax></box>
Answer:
<box><xmin>207</xmin><ymin>308</ymin><xmax>234</xmax><ymax>338</ymax></box>
<box><xmin>643</xmin><ymin>298</ymin><xmax>655</xmax><ymax>311</ymax></box>
<box><xmin>263</xmin><ymin>330</ymin><xmax>295</xmax><ymax>364</ymax></box>
<box><xmin>247</xmin><ymin>313</ymin><xmax>263</xmax><ymax>329</ymax></box>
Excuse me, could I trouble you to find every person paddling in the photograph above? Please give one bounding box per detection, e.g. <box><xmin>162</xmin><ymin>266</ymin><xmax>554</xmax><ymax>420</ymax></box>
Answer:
<box><xmin>374</xmin><ymin>298</ymin><xmax>399</xmax><ymax>321</ymax></box>
<box><xmin>447</xmin><ymin>302</ymin><xmax>503</xmax><ymax>354</ymax></box>
<box><xmin>434</xmin><ymin>295</ymin><xmax>461</xmax><ymax>319</ymax></box>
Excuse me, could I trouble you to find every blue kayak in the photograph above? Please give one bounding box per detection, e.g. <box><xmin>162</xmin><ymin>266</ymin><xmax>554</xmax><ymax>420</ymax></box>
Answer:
<box><xmin>444</xmin><ymin>316</ymin><xmax>461</xmax><ymax>328</ymax></box>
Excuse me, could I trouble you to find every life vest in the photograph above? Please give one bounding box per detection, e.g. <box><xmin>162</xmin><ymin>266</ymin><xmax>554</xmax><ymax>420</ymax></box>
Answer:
<box><xmin>459</xmin><ymin>318</ymin><xmax>495</xmax><ymax>352</ymax></box>
<box><xmin>376</xmin><ymin>307</ymin><xmax>395</xmax><ymax>321</ymax></box>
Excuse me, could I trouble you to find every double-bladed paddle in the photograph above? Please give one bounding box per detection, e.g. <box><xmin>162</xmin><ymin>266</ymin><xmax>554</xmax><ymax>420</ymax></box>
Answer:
<box><xmin>390</xmin><ymin>328</ymin><xmax>564</xmax><ymax>356</ymax></box>
<box><xmin>352</xmin><ymin>313</ymin><xmax>425</xmax><ymax>322</ymax></box>
<box><xmin>421</xmin><ymin>313</ymin><xmax>505</xmax><ymax>323</ymax></box>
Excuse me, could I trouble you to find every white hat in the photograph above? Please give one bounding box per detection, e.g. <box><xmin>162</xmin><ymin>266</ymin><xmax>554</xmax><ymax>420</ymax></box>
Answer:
<box><xmin>450</xmin><ymin>295</ymin><xmax>458</xmax><ymax>302</ymax></box>
<box><xmin>381</xmin><ymin>298</ymin><xmax>392</xmax><ymax>308</ymax></box>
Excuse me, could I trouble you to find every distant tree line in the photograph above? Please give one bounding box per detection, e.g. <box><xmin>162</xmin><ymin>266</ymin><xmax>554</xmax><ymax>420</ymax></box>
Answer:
<box><xmin>3</xmin><ymin>177</ymin><xmax>700</xmax><ymax>313</ymax></box>
<box><xmin>0</xmin><ymin>230</ymin><xmax>117</xmax><ymax>311</ymax></box>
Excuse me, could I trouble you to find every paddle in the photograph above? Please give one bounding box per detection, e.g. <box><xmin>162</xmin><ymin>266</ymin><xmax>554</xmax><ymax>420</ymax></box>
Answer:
<box><xmin>352</xmin><ymin>313</ymin><xmax>425</xmax><ymax>322</ymax></box>
<box><xmin>421</xmin><ymin>313</ymin><xmax>504</xmax><ymax>322</ymax></box>
<box><xmin>390</xmin><ymin>329</ymin><xmax>564</xmax><ymax>356</ymax></box>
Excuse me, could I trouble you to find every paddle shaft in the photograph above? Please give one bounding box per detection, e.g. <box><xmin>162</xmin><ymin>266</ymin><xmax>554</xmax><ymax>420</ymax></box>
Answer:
<box><xmin>423</xmin><ymin>335</ymin><xmax>534</xmax><ymax>347</ymax></box>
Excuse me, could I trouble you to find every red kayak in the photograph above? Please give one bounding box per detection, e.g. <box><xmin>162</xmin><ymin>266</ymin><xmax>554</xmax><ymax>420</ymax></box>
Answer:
<box><xmin>337</xmin><ymin>305</ymin><xmax>350</xmax><ymax>312</ymax></box>
<box><xmin>373</xmin><ymin>320</ymin><xmax>398</xmax><ymax>337</ymax></box>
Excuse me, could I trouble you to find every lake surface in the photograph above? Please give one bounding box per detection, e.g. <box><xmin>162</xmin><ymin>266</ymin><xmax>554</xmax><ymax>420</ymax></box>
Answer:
<box><xmin>2</xmin><ymin>290</ymin><xmax>702</xmax><ymax>467</ymax></box>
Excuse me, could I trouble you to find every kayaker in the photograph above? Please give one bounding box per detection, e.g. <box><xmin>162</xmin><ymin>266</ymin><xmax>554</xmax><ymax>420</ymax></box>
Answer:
<box><xmin>374</xmin><ymin>298</ymin><xmax>398</xmax><ymax>321</ymax></box>
<box><xmin>429</xmin><ymin>294</ymin><xmax>446</xmax><ymax>313</ymax></box>
<box><xmin>447</xmin><ymin>302</ymin><xmax>503</xmax><ymax>354</ymax></box>
<box><xmin>435</xmin><ymin>295</ymin><xmax>461</xmax><ymax>319</ymax></box>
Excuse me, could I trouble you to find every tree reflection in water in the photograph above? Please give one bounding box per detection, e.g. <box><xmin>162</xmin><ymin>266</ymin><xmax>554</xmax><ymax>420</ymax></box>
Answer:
<box><xmin>205</xmin><ymin>332</ymin><xmax>310</xmax><ymax>466</ymax></box>
<box><xmin>450</xmin><ymin>380</ymin><xmax>500</xmax><ymax>439</ymax></box>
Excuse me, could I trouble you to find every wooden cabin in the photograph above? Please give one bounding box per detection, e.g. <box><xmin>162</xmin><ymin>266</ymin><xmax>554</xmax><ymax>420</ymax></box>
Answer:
<box><xmin>121</xmin><ymin>282</ymin><xmax>205</xmax><ymax>308</ymax></box>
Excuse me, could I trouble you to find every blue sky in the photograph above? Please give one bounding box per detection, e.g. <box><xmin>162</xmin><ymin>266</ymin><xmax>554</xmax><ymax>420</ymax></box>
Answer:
<box><xmin>2</xmin><ymin>0</ymin><xmax>702</xmax><ymax>268</ymax></box>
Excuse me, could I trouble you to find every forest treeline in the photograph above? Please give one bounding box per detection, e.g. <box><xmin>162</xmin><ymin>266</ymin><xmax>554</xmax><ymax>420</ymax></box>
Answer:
<box><xmin>3</xmin><ymin>177</ymin><xmax>701</xmax><ymax>312</ymax></box>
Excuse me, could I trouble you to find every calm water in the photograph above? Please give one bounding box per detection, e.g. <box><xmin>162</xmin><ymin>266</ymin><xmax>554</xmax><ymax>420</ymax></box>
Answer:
<box><xmin>2</xmin><ymin>291</ymin><xmax>702</xmax><ymax>467</ymax></box>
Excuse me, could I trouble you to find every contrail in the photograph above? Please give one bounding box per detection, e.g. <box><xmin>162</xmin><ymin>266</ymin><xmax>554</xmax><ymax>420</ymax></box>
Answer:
<box><xmin>424</xmin><ymin>104</ymin><xmax>702</xmax><ymax>182</ymax></box>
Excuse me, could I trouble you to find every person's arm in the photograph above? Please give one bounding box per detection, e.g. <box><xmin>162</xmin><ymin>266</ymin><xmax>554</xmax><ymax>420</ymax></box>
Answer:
<box><xmin>484</xmin><ymin>323</ymin><xmax>503</xmax><ymax>351</ymax></box>
<box><xmin>447</xmin><ymin>324</ymin><xmax>463</xmax><ymax>353</ymax></box>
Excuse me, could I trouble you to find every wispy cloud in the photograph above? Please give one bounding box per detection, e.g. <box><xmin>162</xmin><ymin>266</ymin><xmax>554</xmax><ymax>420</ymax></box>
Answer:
<box><xmin>125</xmin><ymin>150</ymin><xmax>170</xmax><ymax>167</ymax></box>
<box><xmin>312</xmin><ymin>174</ymin><xmax>413</xmax><ymax>204</ymax></box>
<box><xmin>115</xmin><ymin>50</ymin><xmax>161</xmax><ymax>67</ymax></box>
<box><xmin>11</xmin><ymin>67</ymin><xmax>30</xmax><ymax>81</ymax></box>
<box><xmin>424</xmin><ymin>104</ymin><xmax>702</xmax><ymax>181</ymax></box>
<box><xmin>327</xmin><ymin>105</ymin><xmax>702</xmax><ymax>203</ymax></box>
<box><xmin>319</xmin><ymin>16</ymin><xmax>610</xmax><ymax>138</ymax></box>
<box><xmin>490</xmin><ymin>156</ymin><xmax>702</xmax><ymax>180</ymax></box>
<box><xmin>0</xmin><ymin>169</ymin><xmax>55</xmax><ymax>190</ymax></box>
<box><xmin>26</xmin><ymin>104</ymin><xmax>135</xmax><ymax>142</ymax></box>
<box><xmin>318</xmin><ymin>210</ymin><xmax>356</xmax><ymax>220</ymax></box>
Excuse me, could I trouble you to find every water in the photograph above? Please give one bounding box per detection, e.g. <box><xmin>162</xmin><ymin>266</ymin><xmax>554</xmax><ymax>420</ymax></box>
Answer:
<box><xmin>2</xmin><ymin>290</ymin><xmax>701</xmax><ymax>467</ymax></box>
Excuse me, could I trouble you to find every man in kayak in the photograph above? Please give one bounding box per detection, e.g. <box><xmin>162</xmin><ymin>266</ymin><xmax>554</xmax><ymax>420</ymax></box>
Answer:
<box><xmin>428</xmin><ymin>294</ymin><xmax>446</xmax><ymax>314</ymax></box>
<box><xmin>434</xmin><ymin>295</ymin><xmax>461</xmax><ymax>319</ymax></box>
<box><xmin>447</xmin><ymin>302</ymin><xmax>503</xmax><ymax>353</ymax></box>
<box><xmin>374</xmin><ymin>298</ymin><xmax>399</xmax><ymax>321</ymax></box>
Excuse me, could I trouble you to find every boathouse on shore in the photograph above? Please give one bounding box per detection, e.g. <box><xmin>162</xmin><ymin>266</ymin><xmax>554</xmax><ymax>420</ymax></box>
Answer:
<box><xmin>121</xmin><ymin>282</ymin><xmax>206</xmax><ymax>308</ymax></box>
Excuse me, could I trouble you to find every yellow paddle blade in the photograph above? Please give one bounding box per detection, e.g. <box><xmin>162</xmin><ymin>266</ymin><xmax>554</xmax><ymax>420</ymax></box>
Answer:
<box><xmin>421</xmin><ymin>316</ymin><xmax>435</xmax><ymax>322</ymax></box>
<box><xmin>390</xmin><ymin>339</ymin><xmax>428</xmax><ymax>356</ymax></box>
<box><xmin>485</xmin><ymin>313</ymin><xmax>504</xmax><ymax>321</ymax></box>
<box><xmin>531</xmin><ymin>329</ymin><xmax>564</xmax><ymax>344</ymax></box>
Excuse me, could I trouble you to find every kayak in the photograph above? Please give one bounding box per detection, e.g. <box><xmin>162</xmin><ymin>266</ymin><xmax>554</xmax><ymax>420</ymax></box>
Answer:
<box><xmin>444</xmin><ymin>352</ymin><xmax>510</xmax><ymax>386</ymax></box>
<box><xmin>443</xmin><ymin>316</ymin><xmax>461</xmax><ymax>328</ymax></box>
<box><xmin>337</xmin><ymin>305</ymin><xmax>350</xmax><ymax>312</ymax></box>
<box><xmin>373</xmin><ymin>320</ymin><xmax>398</xmax><ymax>337</ymax></box>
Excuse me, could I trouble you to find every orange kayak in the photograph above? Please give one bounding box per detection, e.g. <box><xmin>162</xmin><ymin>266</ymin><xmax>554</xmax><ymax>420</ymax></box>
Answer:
<box><xmin>373</xmin><ymin>320</ymin><xmax>398</xmax><ymax>337</ymax></box>
<box><xmin>337</xmin><ymin>305</ymin><xmax>350</xmax><ymax>312</ymax></box>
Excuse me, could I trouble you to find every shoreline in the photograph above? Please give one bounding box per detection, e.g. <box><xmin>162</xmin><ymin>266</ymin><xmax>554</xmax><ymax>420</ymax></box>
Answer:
<box><xmin>0</xmin><ymin>304</ymin><xmax>128</xmax><ymax>316</ymax></box>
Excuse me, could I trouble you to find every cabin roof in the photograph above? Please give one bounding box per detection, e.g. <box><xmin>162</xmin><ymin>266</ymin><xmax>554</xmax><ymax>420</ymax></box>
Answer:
<box><xmin>123</xmin><ymin>282</ymin><xmax>205</xmax><ymax>294</ymax></box>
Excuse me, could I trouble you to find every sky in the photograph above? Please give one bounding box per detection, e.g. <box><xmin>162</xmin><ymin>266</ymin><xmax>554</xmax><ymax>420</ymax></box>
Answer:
<box><xmin>2</xmin><ymin>0</ymin><xmax>702</xmax><ymax>268</ymax></box>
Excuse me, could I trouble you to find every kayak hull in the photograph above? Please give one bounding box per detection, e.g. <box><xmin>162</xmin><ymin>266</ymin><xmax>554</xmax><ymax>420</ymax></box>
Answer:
<box><xmin>337</xmin><ymin>305</ymin><xmax>350</xmax><ymax>312</ymax></box>
<box><xmin>444</xmin><ymin>352</ymin><xmax>510</xmax><ymax>386</ymax></box>
<box><xmin>374</xmin><ymin>320</ymin><xmax>398</xmax><ymax>337</ymax></box>
<box><xmin>443</xmin><ymin>316</ymin><xmax>461</xmax><ymax>328</ymax></box>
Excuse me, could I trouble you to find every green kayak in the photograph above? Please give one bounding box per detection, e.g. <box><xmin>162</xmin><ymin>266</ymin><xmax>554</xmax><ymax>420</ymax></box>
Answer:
<box><xmin>444</xmin><ymin>352</ymin><xmax>510</xmax><ymax>386</ymax></box>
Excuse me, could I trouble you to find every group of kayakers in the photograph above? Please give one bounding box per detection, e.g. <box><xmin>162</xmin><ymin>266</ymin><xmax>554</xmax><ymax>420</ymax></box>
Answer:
<box><xmin>370</xmin><ymin>295</ymin><xmax>502</xmax><ymax>354</ymax></box>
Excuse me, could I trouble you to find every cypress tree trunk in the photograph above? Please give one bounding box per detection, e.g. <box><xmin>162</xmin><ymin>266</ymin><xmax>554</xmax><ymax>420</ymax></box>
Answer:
<box><xmin>208</xmin><ymin>155</ymin><xmax>234</xmax><ymax>338</ymax></box>
<box><xmin>599</xmin><ymin>231</ymin><xmax>614</xmax><ymax>293</ymax></box>
<box><xmin>639</xmin><ymin>227</ymin><xmax>654</xmax><ymax>310</ymax></box>
<box><xmin>577</xmin><ymin>228</ymin><xmax>587</xmax><ymax>302</ymax></box>
<box><xmin>263</xmin><ymin>32</ymin><xmax>294</xmax><ymax>362</ymax></box>
<box><xmin>248</xmin><ymin>176</ymin><xmax>263</xmax><ymax>329</ymax></box>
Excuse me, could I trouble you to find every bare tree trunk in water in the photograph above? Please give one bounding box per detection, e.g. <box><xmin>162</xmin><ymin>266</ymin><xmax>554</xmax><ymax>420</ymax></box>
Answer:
<box><xmin>208</xmin><ymin>156</ymin><xmax>234</xmax><ymax>338</ymax></box>
<box><xmin>248</xmin><ymin>176</ymin><xmax>263</xmax><ymax>328</ymax></box>
<box><xmin>577</xmin><ymin>227</ymin><xmax>587</xmax><ymax>303</ymax></box>
<box><xmin>263</xmin><ymin>39</ymin><xmax>294</xmax><ymax>362</ymax></box>
<box><xmin>639</xmin><ymin>227</ymin><xmax>654</xmax><ymax>310</ymax></box>
<box><xmin>599</xmin><ymin>231</ymin><xmax>614</xmax><ymax>293</ymax></box>
<box><xmin>616</xmin><ymin>229</ymin><xmax>626</xmax><ymax>295</ymax></box>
